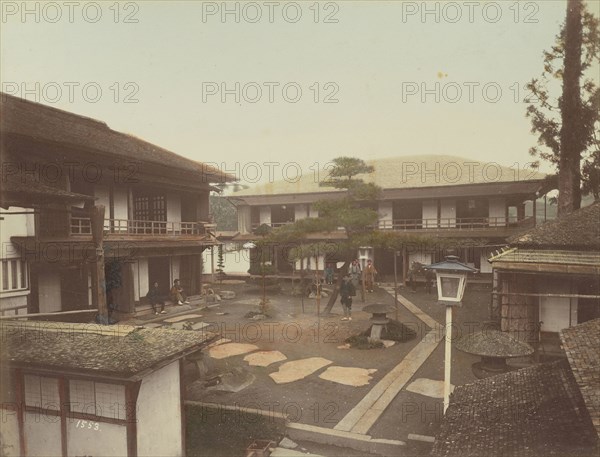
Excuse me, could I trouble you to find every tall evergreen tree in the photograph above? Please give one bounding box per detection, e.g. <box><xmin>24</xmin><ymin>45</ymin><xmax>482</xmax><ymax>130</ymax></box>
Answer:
<box><xmin>526</xmin><ymin>0</ymin><xmax>600</xmax><ymax>213</ymax></box>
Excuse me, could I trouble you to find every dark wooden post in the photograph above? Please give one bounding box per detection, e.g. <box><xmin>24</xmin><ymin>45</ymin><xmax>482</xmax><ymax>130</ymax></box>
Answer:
<box><xmin>91</xmin><ymin>205</ymin><xmax>108</xmax><ymax>320</ymax></box>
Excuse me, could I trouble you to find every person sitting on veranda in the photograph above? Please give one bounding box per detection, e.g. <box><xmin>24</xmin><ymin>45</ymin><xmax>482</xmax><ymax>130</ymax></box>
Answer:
<box><xmin>170</xmin><ymin>279</ymin><xmax>190</xmax><ymax>305</ymax></box>
<box><xmin>147</xmin><ymin>281</ymin><xmax>166</xmax><ymax>315</ymax></box>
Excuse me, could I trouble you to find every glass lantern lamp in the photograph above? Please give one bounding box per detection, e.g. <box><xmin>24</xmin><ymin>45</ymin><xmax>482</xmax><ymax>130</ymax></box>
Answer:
<box><xmin>424</xmin><ymin>255</ymin><xmax>477</xmax><ymax>413</ymax></box>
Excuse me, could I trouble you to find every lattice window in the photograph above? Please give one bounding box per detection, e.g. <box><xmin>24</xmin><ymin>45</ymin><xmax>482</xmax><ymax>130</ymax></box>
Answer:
<box><xmin>69</xmin><ymin>379</ymin><xmax>126</xmax><ymax>420</ymax></box>
<box><xmin>24</xmin><ymin>375</ymin><xmax>60</xmax><ymax>410</ymax></box>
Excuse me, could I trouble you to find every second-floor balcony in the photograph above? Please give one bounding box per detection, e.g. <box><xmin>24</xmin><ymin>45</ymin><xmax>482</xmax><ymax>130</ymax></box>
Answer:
<box><xmin>377</xmin><ymin>216</ymin><xmax>535</xmax><ymax>232</ymax></box>
<box><xmin>247</xmin><ymin>216</ymin><xmax>535</xmax><ymax>235</ymax></box>
<box><xmin>70</xmin><ymin>217</ymin><xmax>215</xmax><ymax>238</ymax></box>
<box><xmin>250</xmin><ymin>221</ymin><xmax>295</xmax><ymax>231</ymax></box>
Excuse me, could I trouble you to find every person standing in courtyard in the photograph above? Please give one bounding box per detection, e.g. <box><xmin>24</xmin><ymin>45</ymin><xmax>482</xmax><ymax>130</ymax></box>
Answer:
<box><xmin>324</xmin><ymin>263</ymin><xmax>334</xmax><ymax>285</ymax></box>
<box><xmin>424</xmin><ymin>269</ymin><xmax>435</xmax><ymax>295</ymax></box>
<box><xmin>349</xmin><ymin>259</ymin><xmax>362</xmax><ymax>288</ymax></box>
<box><xmin>363</xmin><ymin>259</ymin><xmax>378</xmax><ymax>293</ymax></box>
<box><xmin>147</xmin><ymin>281</ymin><xmax>166</xmax><ymax>315</ymax></box>
<box><xmin>340</xmin><ymin>275</ymin><xmax>356</xmax><ymax>321</ymax></box>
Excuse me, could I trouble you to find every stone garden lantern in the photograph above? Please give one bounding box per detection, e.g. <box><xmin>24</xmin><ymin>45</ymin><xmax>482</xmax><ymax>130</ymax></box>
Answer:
<box><xmin>456</xmin><ymin>329</ymin><xmax>534</xmax><ymax>378</ymax></box>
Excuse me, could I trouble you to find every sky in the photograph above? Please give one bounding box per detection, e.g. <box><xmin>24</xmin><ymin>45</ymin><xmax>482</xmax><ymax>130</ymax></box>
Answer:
<box><xmin>2</xmin><ymin>0</ymin><xmax>598</xmax><ymax>186</ymax></box>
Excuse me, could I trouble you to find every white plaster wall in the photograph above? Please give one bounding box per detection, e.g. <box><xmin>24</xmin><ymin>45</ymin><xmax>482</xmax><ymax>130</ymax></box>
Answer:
<box><xmin>66</xmin><ymin>420</ymin><xmax>128</xmax><ymax>457</ymax></box>
<box><xmin>0</xmin><ymin>408</ymin><xmax>21</xmax><ymax>456</ymax></box>
<box><xmin>539</xmin><ymin>280</ymin><xmax>572</xmax><ymax>332</ymax></box>
<box><xmin>137</xmin><ymin>361</ymin><xmax>182</xmax><ymax>457</ymax></box>
<box><xmin>24</xmin><ymin>413</ymin><xmax>62</xmax><ymax>456</ymax></box>
<box><xmin>137</xmin><ymin>258</ymin><xmax>149</xmax><ymax>300</ymax></box>
<box><xmin>38</xmin><ymin>270</ymin><xmax>61</xmax><ymax>313</ymax></box>
<box><xmin>94</xmin><ymin>185</ymin><xmax>111</xmax><ymax>223</ymax></box>
<box><xmin>223</xmin><ymin>245</ymin><xmax>251</xmax><ymax>274</ymax></box>
<box><xmin>479</xmin><ymin>251</ymin><xmax>493</xmax><ymax>273</ymax></box>
<box><xmin>113</xmin><ymin>185</ymin><xmax>129</xmax><ymax>221</ymax></box>
<box><xmin>167</xmin><ymin>193</ymin><xmax>182</xmax><ymax>223</ymax></box>
<box><xmin>259</xmin><ymin>206</ymin><xmax>271</xmax><ymax>225</ymax></box>
<box><xmin>440</xmin><ymin>200</ymin><xmax>456</xmax><ymax>228</ymax></box>
<box><xmin>489</xmin><ymin>197</ymin><xmax>506</xmax><ymax>226</ymax></box>
<box><xmin>377</xmin><ymin>202</ymin><xmax>393</xmax><ymax>229</ymax></box>
<box><xmin>422</xmin><ymin>200</ymin><xmax>438</xmax><ymax>228</ymax></box>
<box><xmin>133</xmin><ymin>260</ymin><xmax>140</xmax><ymax>301</ymax></box>
<box><xmin>171</xmin><ymin>256</ymin><xmax>180</xmax><ymax>283</ymax></box>
<box><xmin>0</xmin><ymin>207</ymin><xmax>31</xmax><ymax>244</ymax></box>
<box><xmin>0</xmin><ymin>294</ymin><xmax>28</xmax><ymax>316</ymax></box>
<box><xmin>238</xmin><ymin>206</ymin><xmax>251</xmax><ymax>233</ymax></box>
<box><xmin>294</xmin><ymin>204</ymin><xmax>308</xmax><ymax>221</ymax></box>
<box><xmin>26</xmin><ymin>212</ymin><xmax>35</xmax><ymax>236</ymax></box>
<box><xmin>308</xmin><ymin>204</ymin><xmax>319</xmax><ymax>218</ymax></box>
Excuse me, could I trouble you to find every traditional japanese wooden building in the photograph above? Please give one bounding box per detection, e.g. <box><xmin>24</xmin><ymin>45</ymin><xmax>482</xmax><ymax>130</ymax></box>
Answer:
<box><xmin>0</xmin><ymin>93</ymin><xmax>235</xmax><ymax>317</ymax></box>
<box><xmin>229</xmin><ymin>156</ymin><xmax>555</xmax><ymax>280</ymax></box>
<box><xmin>0</xmin><ymin>321</ymin><xmax>216</xmax><ymax>457</ymax></box>
<box><xmin>490</xmin><ymin>202</ymin><xmax>600</xmax><ymax>346</ymax></box>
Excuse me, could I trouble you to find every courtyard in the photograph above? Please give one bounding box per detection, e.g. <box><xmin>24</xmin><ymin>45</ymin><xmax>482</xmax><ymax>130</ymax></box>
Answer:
<box><xmin>125</xmin><ymin>279</ymin><xmax>493</xmax><ymax>456</ymax></box>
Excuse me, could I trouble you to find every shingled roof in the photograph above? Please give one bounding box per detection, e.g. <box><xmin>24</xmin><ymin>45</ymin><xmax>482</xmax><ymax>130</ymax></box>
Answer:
<box><xmin>561</xmin><ymin>319</ymin><xmax>600</xmax><ymax>439</ymax></box>
<box><xmin>0</xmin><ymin>322</ymin><xmax>216</xmax><ymax>380</ymax></box>
<box><xmin>509</xmin><ymin>202</ymin><xmax>600</xmax><ymax>249</ymax></box>
<box><xmin>431</xmin><ymin>360</ymin><xmax>599</xmax><ymax>457</ymax></box>
<box><xmin>0</xmin><ymin>93</ymin><xmax>235</xmax><ymax>184</ymax></box>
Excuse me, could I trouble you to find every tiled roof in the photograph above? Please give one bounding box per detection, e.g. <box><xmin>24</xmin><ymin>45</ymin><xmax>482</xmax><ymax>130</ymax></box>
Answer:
<box><xmin>230</xmin><ymin>155</ymin><xmax>546</xmax><ymax>197</ymax></box>
<box><xmin>561</xmin><ymin>319</ymin><xmax>600</xmax><ymax>439</ymax></box>
<box><xmin>1</xmin><ymin>321</ymin><xmax>216</xmax><ymax>379</ymax></box>
<box><xmin>431</xmin><ymin>360</ymin><xmax>599</xmax><ymax>457</ymax></box>
<box><xmin>0</xmin><ymin>93</ymin><xmax>235</xmax><ymax>183</ymax></box>
<box><xmin>0</xmin><ymin>175</ymin><xmax>96</xmax><ymax>208</ymax></box>
<box><xmin>490</xmin><ymin>249</ymin><xmax>600</xmax><ymax>268</ymax></box>
<box><xmin>509</xmin><ymin>202</ymin><xmax>600</xmax><ymax>249</ymax></box>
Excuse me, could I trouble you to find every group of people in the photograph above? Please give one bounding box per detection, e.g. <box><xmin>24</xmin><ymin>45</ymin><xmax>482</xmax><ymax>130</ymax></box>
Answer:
<box><xmin>339</xmin><ymin>259</ymin><xmax>378</xmax><ymax>321</ymax></box>
<box><xmin>146</xmin><ymin>279</ymin><xmax>190</xmax><ymax>315</ymax></box>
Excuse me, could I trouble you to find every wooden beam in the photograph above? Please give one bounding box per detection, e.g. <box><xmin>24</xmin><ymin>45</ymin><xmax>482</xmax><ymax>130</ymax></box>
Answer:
<box><xmin>492</xmin><ymin>291</ymin><xmax>600</xmax><ymax>299</ymax></box>
<box><xmin>91</xmin><ymin>205</ymin><xmax>109</xmax><ymax>320</ymax></box>
<box><xmin>126</xmin><ymin>381</ymin><xmax>141</xmax><ymax>457</ymax></box>
<box><xmin>0</xmin><ymin>309</ymin><xmax>98</xmax><ymax>320</ymax></box>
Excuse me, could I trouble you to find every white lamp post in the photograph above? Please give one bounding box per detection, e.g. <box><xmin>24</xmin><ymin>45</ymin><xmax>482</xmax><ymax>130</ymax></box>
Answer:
<box><xmin>424</xmin><ymin>255</ymin><xmax>477</xmax><ymax>413</ymax></box>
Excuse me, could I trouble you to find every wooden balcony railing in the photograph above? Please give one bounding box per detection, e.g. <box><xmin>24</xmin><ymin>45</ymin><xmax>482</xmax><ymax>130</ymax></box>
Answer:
<box><xmin>378</xmin><ymin>216</ymin><xmax>534</xmax><ymax>231</ymax></box>
<box><xmin>69</xmin><ymin>218</ymin><xmax>211</xmax><ymax>236</ymax></box>
<box><xmin>247</xmin><ymin>216</ymin><xmax>535</xmax><ymax>233</ymax></box>
<box><xmin>250</xmin><ymin>221</ymin><xmax>294</xmax><ymax>230</ymax></box>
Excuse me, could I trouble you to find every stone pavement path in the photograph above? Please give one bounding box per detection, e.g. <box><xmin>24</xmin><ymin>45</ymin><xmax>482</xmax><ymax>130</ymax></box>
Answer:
<box><xmin>333</xmin><ymin>286</ymin><xmax>444</xmax><ymax>435</ymax></box>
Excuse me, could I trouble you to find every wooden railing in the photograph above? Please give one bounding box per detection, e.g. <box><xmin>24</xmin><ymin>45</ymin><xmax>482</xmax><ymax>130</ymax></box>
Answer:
<box><xmin>246</xmin><ymin>216</ymin><xmax>536</xmax><ymax>232</ymax></box>
<box><xmin>70</xmin><ymin>218</ymin><xmax>210</xmax><ymax>236</ymax></box>
<box><xmin>378</xmin><ymin>216</ymin><xmax>534</xmax><ymax>231</ymax></box>
<box><xmin>250</xmin><ymin>221</ymin><xmax>295</xmax><ymax>230</ymax></box>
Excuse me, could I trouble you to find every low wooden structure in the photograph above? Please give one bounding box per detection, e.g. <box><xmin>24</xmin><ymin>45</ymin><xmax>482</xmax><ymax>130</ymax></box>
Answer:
<box><xmin>0</xmin><ymin>321</ymin><xmax>216</xmax><ymax>456</ymax></box>
<box><xmin>0</xmin><ymin>93</ymin><xmax>235</xmax><ymax>318</ymax></box>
